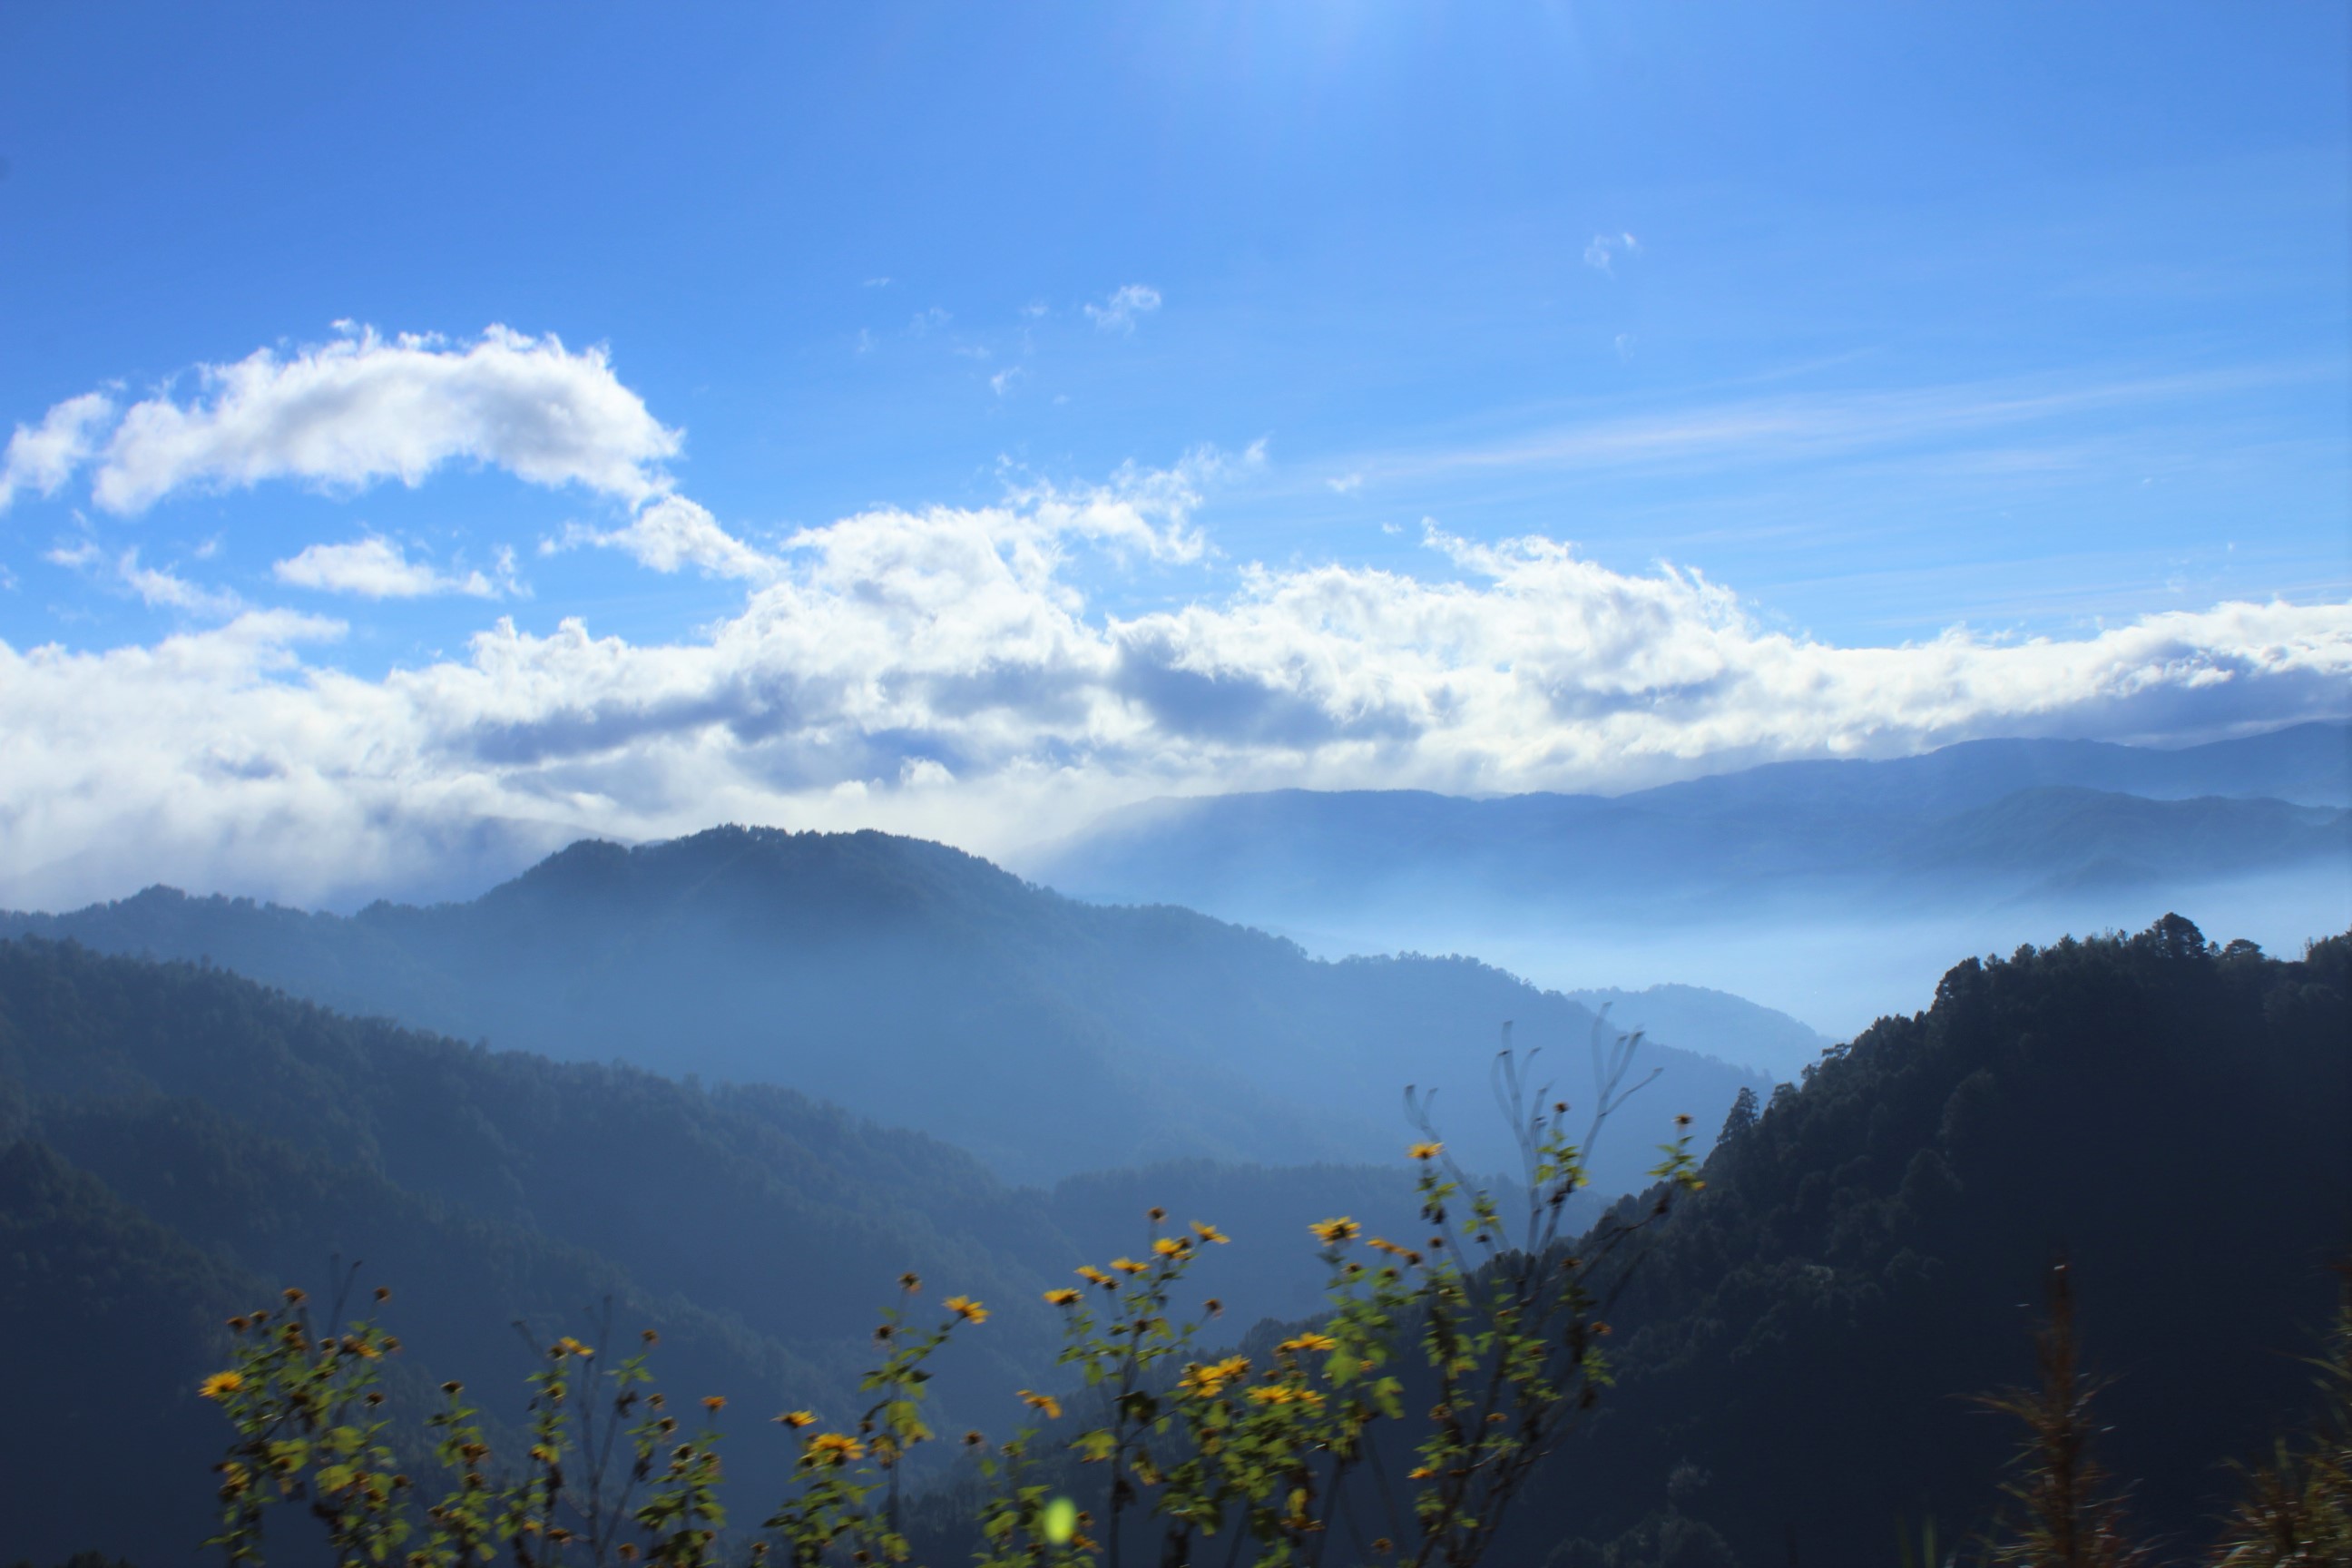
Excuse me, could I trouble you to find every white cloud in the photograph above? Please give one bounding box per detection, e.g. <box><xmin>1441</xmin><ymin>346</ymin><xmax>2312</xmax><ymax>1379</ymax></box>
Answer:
<box><xmin>554</xmin><ymin>495</ymin><xmax>779</xmax><ymax>582</ymax></box>
<box><xmin>47</xmin><ymin>540</ymin><xmax>246</xmax><ymax>617</ymax></box>
<box><xmin>1583</xmin><ymin>231</ymin><xmax>1642</xmax><ymax>275</ymax></box>
<box><xmin>2</xmin><ymin>454</ymin><xmax>2345</xmax><ymax>911</ymax></box>
<box><xmin>33</xmin><ymin>325</ymin><xmax>683</xmax><ymax>514</ymax></box>
<box><xmin>990</xmin><ymin>366</ymin><xmax>1025</xmax><ymax>397</ymax></box>
<box><xmin>1084</xmin><ymin>284</ymin><xmax>1162</xmax><ymax>334</ymax></box>
<box><xmin>1327</xmin><ymin>472</ymin><xmax>1364</xmax><ymax>495</ymax></box>
<box><xmin>0</xmin><ymin>392</ymin><xmax>116</xmax><ymax>511</ymax></box>
<box><xmin>274</xmin><ymin>535</ymin><xmax>505</xmax><ymax>599</ymax></box>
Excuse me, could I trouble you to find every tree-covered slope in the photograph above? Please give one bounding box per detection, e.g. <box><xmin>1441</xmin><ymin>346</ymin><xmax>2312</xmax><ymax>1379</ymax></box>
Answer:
<box><xmin>1514</xmin><ymin>918</ymin><xmax>2352</xmax><ymax>1566</ymax></box>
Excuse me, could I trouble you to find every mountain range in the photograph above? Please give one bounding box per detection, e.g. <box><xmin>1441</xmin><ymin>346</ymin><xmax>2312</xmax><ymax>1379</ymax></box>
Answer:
<box><xmin>0</xmin><ymin>827</ymin><xmax>1769</xmax><ymax>1190</ymax></box>
<box><xmin>1021</xmin><ymin>723</ymin><xmax>2351</xmax><ymax>1031</ymax></box>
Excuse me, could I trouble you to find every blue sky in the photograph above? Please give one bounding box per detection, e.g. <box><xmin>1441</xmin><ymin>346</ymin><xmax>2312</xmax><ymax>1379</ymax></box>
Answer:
<box><xmin>0</xmin><ymin>3</ymin><xmax>2346</xmax><ymax>906</ymax></box>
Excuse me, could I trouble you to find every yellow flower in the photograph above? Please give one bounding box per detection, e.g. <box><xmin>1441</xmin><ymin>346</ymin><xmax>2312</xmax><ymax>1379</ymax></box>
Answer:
<box><xmin>199</xmin><ymin>1370</ymin><xmax>244</xmax><ymax>1401</ymax></box>
<box><xmin>1017</xmin><ymin>1389</ymin><xmax>1063</xmax><ymax>1419</ymax></box>
<box><xmin>1178</xmin><ymin>1354</ymin><xmax>1252</xmax><ymax>1397</ymax></box>
<box><xmin>1277</xmin><ymin>1332</ymin><xmax>1338</xmax><ymax>1354</ymax></box>
<box><xmin>774</xmin><ymin>1410</ymin><xmax>818</xmax><ymax>1428</ymax></box>
<box><xmin>1151</xmin><ymin>1236</ymin><xmax>1189</xmax><ymax>1258</ymax></box>
<box><xmin>554</xmin><ymin>1336</ymin><xmax>594</xmax><ymax>1359</ymax></box>
<box><xmin>801</xmin><ymin>1432</ymin><xmax>867</xmax><ymax>1467</ymax></box>
<box><xmin>1074</xmin><ymin>1265</ymin><xmax>1112</xmax><ymax>1287</ymax></box>
<box><xmin>1178</xmin><ymin>1364</ymin><xmax>1223</xmax><ymax>1396</ymax></box>
<box><xmin>1407</xmin><ymin>1465</ymin><xmax>1436</xmax><ymax>1481</ymax></box>
<box><xmin>1110</xmin><ymin>1258</ymin><xmax>1150</xmax><ymax>1276</ymax></box>
<box><xmin>1247</xmin><ymin>1384</ymin><xmax>1320</xmax><ymax>1407</ymax></box>
<box><xmin>1043</xmin><ymin>1288</ymin><xmax>1083</xmax><ymax>1307</ymax></box>
<box><xmin>1189</xmin><ymin>1220</ymin><xmax>1230</xmax><ymax>1244</ymax></box>
<box><xmin>1408</xmin><ymin>1141</ymin><xmax>1444</xmax><ymax>1161</ymax></box>
<box><xmin>944</xmin><ymin>1295</ymin><xmax>989</xmax><ymax>1324</ymax></box>
<box><xmin>701</xmin><ymin>1396</ymin><xmax>727</xmax><ymax>1413</ymax></box>
<box><xmin>1308</xmin><ymin>1217</ymin><xmax>1360</xmax><ymax>1245</ymax></box>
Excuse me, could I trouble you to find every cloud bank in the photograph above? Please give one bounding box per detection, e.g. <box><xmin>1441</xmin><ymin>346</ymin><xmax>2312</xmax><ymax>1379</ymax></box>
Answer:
<box><xmin>3</xmin><ymin>491</ymin><xmax>2345</xmax><ymax>911</ymax></box>
<box><xmin>2</xmin><ymin>326</ymin><xmax>2344</xmax><ymax>912</ymax></box>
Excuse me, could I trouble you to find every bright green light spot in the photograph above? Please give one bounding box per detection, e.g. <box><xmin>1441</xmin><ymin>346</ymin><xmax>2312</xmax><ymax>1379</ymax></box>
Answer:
<box><xmin>1043</xmin><ymin>1495</ymin><xmax>1078</xmax><ymax>1545</ymax></box>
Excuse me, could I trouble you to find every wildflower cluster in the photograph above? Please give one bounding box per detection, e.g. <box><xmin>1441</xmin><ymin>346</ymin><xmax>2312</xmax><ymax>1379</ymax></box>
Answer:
<box><xmin>959</xmin><ymin>1036</ymin><xmax>1700</xmax><ymax>1568</ymax></box>
<box><xmin>206</xmin><ymin>1282</ymin><xmax>409</xmax><ymax>1564</ymax></box>
<box><xmin>204</xmin><ymin>1287</ymin><xmax>731</xmax><ymax>1566</ymax></box>
<box><xmin>201</xmin><ymin>1039</ymin><xmax>1699</xmax><ymax>1568</ymax></box>
<box><xmin>760</xmin><ymin>1272</ymin><xmax>992</xmax><ymax>1567</ymax></box>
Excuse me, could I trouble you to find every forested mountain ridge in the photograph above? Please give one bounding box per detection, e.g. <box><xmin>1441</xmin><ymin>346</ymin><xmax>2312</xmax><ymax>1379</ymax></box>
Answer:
<box><xmin>0</xmin><ymin>826</ymin><xmax>1766</xmax><ymax>1188</ymax></box>
<box><xmin>1511</xmin><ymin>917</ymin><xmax>2352</xmax><ymax>1566</ymax></box>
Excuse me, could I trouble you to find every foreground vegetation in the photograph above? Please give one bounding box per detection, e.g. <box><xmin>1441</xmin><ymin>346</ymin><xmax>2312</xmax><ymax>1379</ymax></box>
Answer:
<box><xmin>197</xmin><ymin>1045</ymin><xmax>1701</xmax><ymax>1565</ymax></box>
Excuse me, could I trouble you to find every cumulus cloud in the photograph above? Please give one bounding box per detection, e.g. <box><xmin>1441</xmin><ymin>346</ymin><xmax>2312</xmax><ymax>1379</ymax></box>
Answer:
<box><xmin>1084</xmin><ymin>284</ymin><xmax>1162</xmax><ymax>333</ymax></box>
<box><xmin>0</xmin><ymin>392</ymin><xmax>115</xmax><ymax>511</ymax></box>
<box><xmin>12</xmin><ymin>325</ymin><xmax>680</xmax><ymax>515</ymax></box>
<box><xmin>274</xmin><ymin>536</ymin><xmax>509</xmax><ymax>599</ymax></box>
<box><xmin>553</xmin><ymin>495</ymin><xmax>779</xmax><ymax>582</ymax></box>
<box><xmin>2</xmin><ymin>464</ymin><xmax>2346</xmax><ymax>910</ymax></box>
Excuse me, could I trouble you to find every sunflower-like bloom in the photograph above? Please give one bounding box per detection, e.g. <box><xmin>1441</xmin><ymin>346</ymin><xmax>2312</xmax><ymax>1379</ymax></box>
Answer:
<box><xmin>1277</xmin><ymin>1332</ymin><xmax>1338</xmax><ymax>1354</ymax></box>
<box><xmin>1408</xmin><ymin>1141</ymin><xmax>1444</xmax><ymax>1161</ymax></box>
<box><xmin>1074</xmin><ymin>1265</ymin><xmax>1112</xmax><ymax>1287</ymax></box>
<box><xmin>554</xmin><ymin>1336</ymin><xmax>594</xmax><ymax>1359</ymax></box>
<box><xmin>1308</xmin><ymin>1217</ymin><xmax>1360</xmax><ymax>1245</ymax></box>
<box><xmin>774</xmin><ymin>1410</ymin><xmax>818</xmax><ymax>1428</ymax></box>
<box><xmin>199</xmin><ymin>1370</ymin><xmax>244</xmax><ymax>1401</ymax></box>
<box><xmin>1016</xmin><ymin>1389</ymin><xmax>1062</xmax><ymax>1419</ymax></box>
<box><xmin>1043</xmin><ymin>1288</ymin><xmax>1083</xmax><ymax>1307</ymax></box>
<box><xmin>800</xmin><ymin>1432</ymin><xmax>866</xmax><ymax>1467</ymax></box>
<box><xmin>1247</xmin><ymin>1384</ymin><xmax>1322</xmax><ymax>1408</ymax></box>
<box><xmin>1151</xmin><ymin>1236</ymin><xmax>1190</xmax><ymax>1258</ymax></box>
<box><xmin>701</xmin><ymin>1396</ymin><xmax>727</xmax><ymax>1413</ymax></box>
<box><xmin>1189</xmin><ymin>1221</ymin><xmax>1230</xmax><ymax>1244</ymax></box>
<box><xmin>1178</xmin><ymin>1355</ymin><xmax>1252</xmax><ymax>1397</ymax></box>
<box><xmin>1110</xmin><ymin>1258</ymin><xmax>1150</xmax><ymax>1276</ymax></box>
<box><xmin>944</xmin><ymin>1295</ymin><xmax>989</xmax><ymax>1324</ymax></box>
